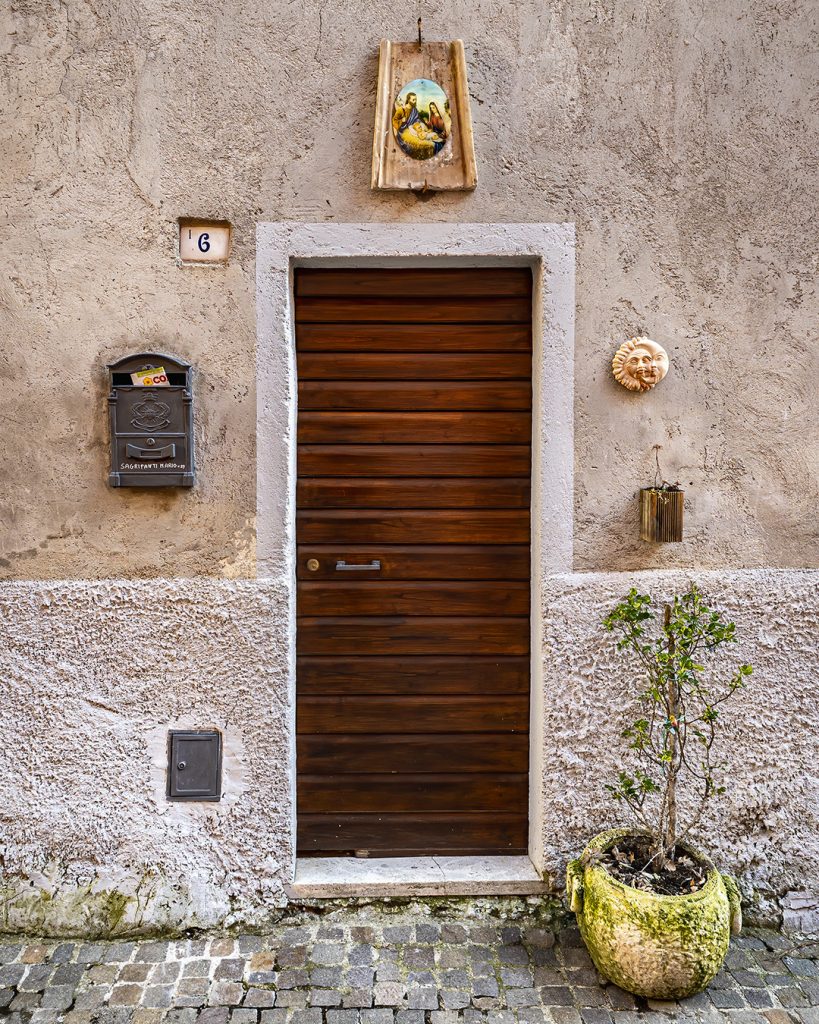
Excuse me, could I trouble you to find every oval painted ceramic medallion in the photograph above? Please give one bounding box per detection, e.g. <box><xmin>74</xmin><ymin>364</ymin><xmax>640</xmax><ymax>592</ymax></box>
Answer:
<box><xmin>392</xmin><ymin>78</ymin><xmax>452</xmax><ymax>160</ymax></box>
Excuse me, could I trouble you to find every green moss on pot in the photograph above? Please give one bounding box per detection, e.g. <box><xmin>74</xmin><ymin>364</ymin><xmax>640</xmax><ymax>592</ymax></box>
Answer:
<box><xmin>566</xmin><ymin>829</ymin><xmax>742</xmax><ymax>1000</ymax></box>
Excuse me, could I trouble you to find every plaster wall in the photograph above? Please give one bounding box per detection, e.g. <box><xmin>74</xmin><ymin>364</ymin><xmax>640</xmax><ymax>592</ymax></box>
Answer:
<box><xmin>539</xmin><ymin>568</ymin><xmax>819</xmax><ymax>923</ymax></box>
<box><xmin>2</xmin><ymin>0</ymin><xmax>818</xmax><ymax>937</ymax></box>
<box><xmin>0</xmin><ymin>580</ymin><xmax>292</xmax><ymax>935</ymax></box>
<box><xmin>2</xmin><ymin>0</ymin><xmax>817</xmax><ymax>577</ymax></box>
<box><xmin>1</xmin><ymin>569</ymin><xmax>816</xmax><ymax>935</ymax></box>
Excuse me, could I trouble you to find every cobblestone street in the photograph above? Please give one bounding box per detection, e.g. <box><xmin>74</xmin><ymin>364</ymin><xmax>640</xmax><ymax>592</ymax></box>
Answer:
<box><xmin>1</xmin><ymin>907</ymin><xmax>818</xmax><ymax>1024</ymax></box>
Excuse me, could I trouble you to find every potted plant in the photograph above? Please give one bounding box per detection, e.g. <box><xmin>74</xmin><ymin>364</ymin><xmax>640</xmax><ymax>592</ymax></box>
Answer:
<box><xmin>566</xmin><ymin>585</ymin><xmax>751</xmax><ymax>999</ymax></box>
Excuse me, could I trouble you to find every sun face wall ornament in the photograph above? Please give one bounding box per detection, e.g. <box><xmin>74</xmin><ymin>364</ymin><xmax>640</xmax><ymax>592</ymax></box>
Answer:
<box><xmin>372</xmin><ymin>39</ymin><xmax>477</xmax><ymax>191</ymax></box>
<box><xmin>612</xmin><ymin>337</ymin><xmax>670</xmax><ymax>392</ymax></box>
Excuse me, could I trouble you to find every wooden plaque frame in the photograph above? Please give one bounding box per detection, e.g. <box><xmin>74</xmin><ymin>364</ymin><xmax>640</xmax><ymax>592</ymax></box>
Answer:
<box><xmin>371</xmin><ymin>39</ymin><xmax>477</xmax><ymax>192</ymax></box>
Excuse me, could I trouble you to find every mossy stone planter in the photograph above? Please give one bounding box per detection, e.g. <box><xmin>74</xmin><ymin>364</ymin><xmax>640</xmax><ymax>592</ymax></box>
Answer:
<box><xmin>566</xmin><ymin>828</ymin><xmax>742</xmax><ymax>999</ymax></box>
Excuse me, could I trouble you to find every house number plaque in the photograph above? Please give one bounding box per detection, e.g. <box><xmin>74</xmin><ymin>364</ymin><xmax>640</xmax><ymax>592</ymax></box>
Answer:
<box><xmin>178</xmin><ymin>219</ymin><xmax>231</xmax><ymax>264</ymax></box>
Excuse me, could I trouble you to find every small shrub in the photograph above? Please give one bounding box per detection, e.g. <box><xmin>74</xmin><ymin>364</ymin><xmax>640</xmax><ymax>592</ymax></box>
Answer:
<box><xmin>602</xmin><ymin>585</ymin><xmax>753</xmax><ymax>869</ymax></box>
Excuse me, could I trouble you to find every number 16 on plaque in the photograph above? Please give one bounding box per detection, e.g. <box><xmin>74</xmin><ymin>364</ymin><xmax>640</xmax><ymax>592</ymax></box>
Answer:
<box><xmin>178</xmin><ymin>220</ymin><xmax>231</xmax><ymax>264</ymax></box>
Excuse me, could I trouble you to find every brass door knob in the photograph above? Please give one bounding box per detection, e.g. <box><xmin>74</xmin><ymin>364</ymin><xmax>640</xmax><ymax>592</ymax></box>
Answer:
<box><xmin>306</xmin><ymin>558</ymin><xmax>320</xmax><ymax>572</ymax></box>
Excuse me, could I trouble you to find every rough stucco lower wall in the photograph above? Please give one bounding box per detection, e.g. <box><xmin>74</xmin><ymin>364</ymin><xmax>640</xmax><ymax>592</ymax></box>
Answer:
<box><xmin>2</xmin><ymin>1</ymin><xmax>817</xmax><ymax>578</ymax></box>
<box><xmin>3</xmin><ymin>569</ymin><xmax>817</xmax><ymax>935</ymax></box>
<box><xmin>539</xmin><ymin>568</ymin><xmax>819</xmax><ymax>923</ymax></box>
<box><xmin>0</xmin><ymin>581</ymin><xmax>291</xmax><ymax>936</ymax></box>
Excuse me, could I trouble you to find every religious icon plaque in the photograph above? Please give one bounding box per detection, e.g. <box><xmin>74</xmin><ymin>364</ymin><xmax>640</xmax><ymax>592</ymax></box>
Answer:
<box><xmin>371</xmin><ymin>39</ymin><xmax>477</xmax><ymax>192</ymax></box>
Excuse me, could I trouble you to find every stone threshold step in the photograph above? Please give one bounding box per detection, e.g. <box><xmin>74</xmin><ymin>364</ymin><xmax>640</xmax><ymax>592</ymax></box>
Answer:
<box><xmin>289</xmin><ymin>855</ymin><xmax>548</xmax><ymax>898</ymax></box>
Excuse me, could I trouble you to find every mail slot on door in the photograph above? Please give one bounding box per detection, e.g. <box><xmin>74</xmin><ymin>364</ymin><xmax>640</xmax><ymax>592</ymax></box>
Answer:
<box><xmin>107</xmin><ymin>352</ymin><xmax>195</xmax><ymax>487</ymax></box>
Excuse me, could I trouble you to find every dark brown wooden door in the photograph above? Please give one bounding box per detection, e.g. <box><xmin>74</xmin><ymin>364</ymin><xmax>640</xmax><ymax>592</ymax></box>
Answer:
<box><xmin>295</xmin><ymin>267</ymin><xmax>532</xmax><ymax>856</ymax></box>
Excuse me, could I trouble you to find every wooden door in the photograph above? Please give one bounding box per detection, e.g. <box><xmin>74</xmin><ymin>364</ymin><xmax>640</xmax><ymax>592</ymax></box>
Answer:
<box><xmin>295</xmin><ymin>267</ymin><xmax>532</xmax><ymax>857</ymax></box>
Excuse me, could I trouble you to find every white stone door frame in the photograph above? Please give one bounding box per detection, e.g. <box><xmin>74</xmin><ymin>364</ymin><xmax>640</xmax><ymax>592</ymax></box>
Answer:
<box><xmin>257</xmin><ymin>222</ymin><xmax>575</xmax><ymax>882</ymax></box>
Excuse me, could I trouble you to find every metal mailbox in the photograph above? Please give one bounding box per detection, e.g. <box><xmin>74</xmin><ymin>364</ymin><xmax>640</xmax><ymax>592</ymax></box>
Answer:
<box><xmin>107</xmin><ymin>352</ymin><xmax>195</xmax><ymax>487</ymax></box>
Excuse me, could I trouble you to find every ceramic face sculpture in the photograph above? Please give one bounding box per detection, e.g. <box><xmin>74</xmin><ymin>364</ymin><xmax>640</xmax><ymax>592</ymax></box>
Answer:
<box><xmin>612</xmin><ymin>337</ymin><xmax>669</xmax><ymax>392</ymax></box>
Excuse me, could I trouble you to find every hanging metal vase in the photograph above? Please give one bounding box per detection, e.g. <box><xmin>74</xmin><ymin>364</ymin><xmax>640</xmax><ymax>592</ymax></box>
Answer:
<box><xmin>640</xmin><ymin>486</ymin><xmax>684</xmax><ymax>543</ymax></box>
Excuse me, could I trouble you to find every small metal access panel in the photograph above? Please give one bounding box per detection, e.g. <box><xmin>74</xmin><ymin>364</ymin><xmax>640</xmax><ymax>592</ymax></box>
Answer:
<box><xmin>107</xmin><ymin>352</ymin><xmax>195</xmax><ymax>487</ymax></box>
<box><xmin>167</xmin><ymin>730</ymin><xmax>222</xmax><ymax>801</ymax></box>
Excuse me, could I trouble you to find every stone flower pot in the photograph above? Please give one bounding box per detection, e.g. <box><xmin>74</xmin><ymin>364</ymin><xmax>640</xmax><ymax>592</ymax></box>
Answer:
<box><xmin>566</xmin><ymin>828</ymin><xmax>742</xmax><ymax>1000</ymax></box>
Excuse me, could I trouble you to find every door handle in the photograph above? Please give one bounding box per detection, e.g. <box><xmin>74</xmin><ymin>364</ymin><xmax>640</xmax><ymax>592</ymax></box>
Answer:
<box><xmin>335</xmin><ymin>560</ymin><xmax>381</xmax><ymax>571</ymax></box>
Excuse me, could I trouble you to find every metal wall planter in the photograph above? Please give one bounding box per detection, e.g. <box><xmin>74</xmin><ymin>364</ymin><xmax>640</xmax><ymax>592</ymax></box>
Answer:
<box><xmin>640</xmin><ymin>487</ymin><xmax>684</xmax><ymax>543</ymax></box>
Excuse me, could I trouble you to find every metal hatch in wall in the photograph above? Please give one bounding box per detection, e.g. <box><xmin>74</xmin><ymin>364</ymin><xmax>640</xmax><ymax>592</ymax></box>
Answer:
<box><xmin>293</xmin><ymin>266</ymin><xmax>533</xmax><ymax>858</ymax></box>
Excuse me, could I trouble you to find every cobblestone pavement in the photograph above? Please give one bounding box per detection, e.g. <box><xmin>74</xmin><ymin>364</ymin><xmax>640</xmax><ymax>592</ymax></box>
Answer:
<box><xmin>1</xmin><ymin>910</ymin><xmax>818</xmax><ymax>1024</ymax></box>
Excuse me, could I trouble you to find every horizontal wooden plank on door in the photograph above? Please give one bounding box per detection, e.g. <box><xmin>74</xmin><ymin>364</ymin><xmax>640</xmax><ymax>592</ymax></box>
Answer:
<box><xmin>295</xmin><ymin>296</ymin><xmax>531</xmax><ymax>324</ymax></box>
<box><xmin>297</xmin><ymin>813</ymin><xmax>528</xmax><ymax>854</ymax></box>
<box><xmin>298</xmin><ymin>510</ymin><xmax>530</xmax><ymax>545</ymax></box>
<box><xmin>297</xmin><ymin>655</ymin><xmax>530</xmax><ymax>693</ymax></box>
<box><xmin>298</xmin><ymin>733</ymin><xmax>530</xmax><ymax>774</ymax></box>
<box><xmin>298</xmin><ymin>445</ymin><xmax>531</xmax><ymax>477</ymax></box>
<box><xmin>298</xmin><ymin>380</ymin><xmax>532</xmax><ymax>411</ymax></box>
<box><xmin>297</xmin><ymin>353</ymin><xmax>532</xmax><ymax>380</ymax></box>
<box><xmin>297</xmin><ymin>773</ymin><xmax>528</xmax><ymax>813</ymax></box>
<box><xmin>298</xmin><ymin>509</ymin><xmax>529</xmax><ymax>544</ymax></box>
<box><xmin>297</xmin><ymin>617</ymin><xmax>530</xmax><ymax>655</ymax></box>
<box><xmin>298</xmin><ymin>412</ymin><xmax>531</xmax><ymax>445</ymax></box>
<box><xmin>297</xmin><ymin>478</ymin><xmax>531</xmax><ymax>509</ymax></box>
<box><xmin>295</xmin><ymin>268</ymin><xmax>532</xmax><ymax>299</ymax></box>
<box><xmin>296</xmin><ymin>323</ymin><xmax>532</xmax><ymax>353</ymax></box>
<box><xmin>296</xmin><ymin>545</ymin><xmax>530</xmax><ymax>580</ymax></box>
<box><xmin>298</xmin><ymin>581</ymin><xmax>529</xmax><ymax>617</ymax></box>
<box><xmin>297</xmin><ymin>695</ymin><xmax>528</xmax><ymax>733</ymax></box>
